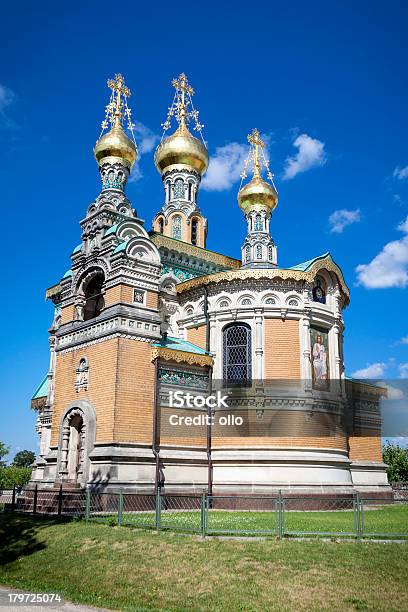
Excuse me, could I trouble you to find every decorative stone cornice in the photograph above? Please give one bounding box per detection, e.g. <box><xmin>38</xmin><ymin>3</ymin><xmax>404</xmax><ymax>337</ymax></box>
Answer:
<box><xmin>151</xmin><ymin>233</ymin><xmax>241</xmax><ymax>269</ymax></box>
<box><xmin>152</xmin><ymin>346</ymin><xmax>213</xmax><ymax>367</ymax></box>
<box><xmin>176</xmin><ymin>256</ymin><xmax>350</xmax><ymax>303</ymax></box>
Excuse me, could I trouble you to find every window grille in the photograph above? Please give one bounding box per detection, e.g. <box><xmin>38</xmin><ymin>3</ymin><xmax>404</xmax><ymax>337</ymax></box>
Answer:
<box><xmin>223</xmin><ymin>323</ymin><xmax>252</xmax><ymax>386</ymax></box>
<box><xmin>172</xmin><ymin>215</ymin><xmax>182</xmax><ymax>240</ymax></box>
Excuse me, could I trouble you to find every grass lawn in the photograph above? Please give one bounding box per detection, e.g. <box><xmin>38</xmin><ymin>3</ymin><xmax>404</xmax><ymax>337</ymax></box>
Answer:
<box><xmin>94</xmin><ymin>505</ymin><xmax>408</xmax><ymax>537</ymax></box>
<box><xmin>1</xmin><ymin>514</ymin><xmax>408</xmax><ymax>611</ymax></box>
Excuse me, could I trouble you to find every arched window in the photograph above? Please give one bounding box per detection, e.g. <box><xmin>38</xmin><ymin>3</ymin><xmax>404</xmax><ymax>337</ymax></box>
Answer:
<box><xmin>174</xmin><ymin>179</ymin><xmax>185</xmax><ymax>199</ymax></box>
<box><xmin>223</xmin><ymin>323</ymin><xmax>252</xmax><ymax>386</ymax></box>
<box><xmin>188</xmin><ymin>182</ymin><xmax>193</xmax><ymax>201</ymax></box>
<box><xmin>254</xmin><ymin>214</ymin><xmax>263</xmax><ymax>231</ymax></box>
<box><xmin>172</xmin><ymin>215</ymin><xmax>182</xmax><ymax>240</ymax></box>
<box><xmin>83</xmin><ymin>272</ymin><xmax>105</xmax><ymax>321</ymax></box>
<box><xmin>245</xmin><ymin>245</ymin><xmax>251</xmax><ymax>262</ymax></box>
<box><xmin>313</xmin><ymin>276</ymin><xmax>326</xmax><ymax>304</ymax></box>
<box><xmin>165</xmin><ymin>181</ymin><xmax>171</xmax><ymax>203</ymax></box>
<box><xmin>191</xmin><ymin>218</ymin><xmax>198</xmax><ymax>245</ymax></box>
<box><xmin>268</xmin><ymin>245</ymin><xmax>274</xmax><ymax>261</ymax></box>
<box><xmin>256</xmin><ymin>244</ymin><xmax>262</xmax><ymax>259</ymax></box>
<box><xmin>158</xmin><ymin>217</ymin><xmax>164</xmax><ymax>234</ymax></box>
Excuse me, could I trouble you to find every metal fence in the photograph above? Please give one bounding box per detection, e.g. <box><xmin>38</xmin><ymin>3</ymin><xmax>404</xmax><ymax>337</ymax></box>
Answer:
<box><xmin>2</xmin><ymin>486</ymin><xmax>408</xmax><ymax>539</ymax></box>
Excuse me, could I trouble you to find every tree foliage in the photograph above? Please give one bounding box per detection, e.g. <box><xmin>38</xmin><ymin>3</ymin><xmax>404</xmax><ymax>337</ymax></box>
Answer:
<box><xmin>383</xmin><ymin>442</ymin><xmax>408</xmax><ymax>482</ymax></box>
<box><xmin>0</xmin><ymin>441</ymin><xmax>10</xmax><ymax>468</ymax></box>
<box><xmin>12</xmin><ymin>450</ymin><xmax>36</xmax><ymax>468</ymax></box>
<box><xmin>0</xmin><ymin>466</ymin><xmax>32</xmax><ymax>488</ymax></box>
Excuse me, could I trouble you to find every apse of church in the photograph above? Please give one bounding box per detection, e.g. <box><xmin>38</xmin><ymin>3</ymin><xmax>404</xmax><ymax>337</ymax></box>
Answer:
<box><xmin>30</xmin><ymin>73</ymin><xmax>388</xmax><ymax>497</ymax></box>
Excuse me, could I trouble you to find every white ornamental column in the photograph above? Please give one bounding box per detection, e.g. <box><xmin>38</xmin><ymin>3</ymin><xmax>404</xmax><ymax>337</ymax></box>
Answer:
<box><xmin>301</xmin><ymin>313</ymin><xmax>313</xmax><ymax>390</ymax></box>
<box><xmin>254</xmin><ymin>309</ymin><xmax>263</xmax><ymax>380</ymax></box>
<box><xmin>332</xmin><ymin>322</ymin><xmax>344</xmax><ymax>394</ymax></box>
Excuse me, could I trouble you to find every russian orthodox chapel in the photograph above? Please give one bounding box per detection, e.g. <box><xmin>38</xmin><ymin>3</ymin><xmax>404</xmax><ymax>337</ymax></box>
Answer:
<box><xmin>30</xmin><ymin>74</ymin><xmax>389</xmax><ymax>496</ymax></box>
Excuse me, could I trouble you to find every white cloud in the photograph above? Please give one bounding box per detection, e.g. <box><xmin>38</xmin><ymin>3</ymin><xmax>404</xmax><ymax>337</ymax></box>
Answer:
<box><xmin>352</xmin><ymin>362</ymin><xmax>387</xmax><ymax>379</ymax></box>
<box><xmin>399</xmin><ymin>363</ymin><xmax>408</xmax><ymax>379</ymax></box>
<box><xmin>377</xmin><ymin>382</ymin><xmax>405</xmax><ymax>400</ymax></box>
<box><xmin>393</xmin><ymin>165</ymin><xmax>408</xmax><ymax>181</ymax></box>
<box><xmin>0</xmin><ymin>84</ymin><xmax>15</xmax><ymax>113</ymax></box>
<box><xmin>133</xmin><ymin>122</ymin><xmax>160</xmax><ymax>155</ymax></box>
<box><xmin>283</xmin><ymin>133</ymin><xmax>326</xmax><ymax>180</ymax></box>
<box><xmin>400</xmin><ymin>336</ymin><xmax>408</xmax><ymax>345</ymax></box>
<box><xmin>356</xmin><ymin>215</ymin><xmax>408</xmax><ymax>288</ymax></box>
<box><xmin>128</xmin><ymin>122</ymin><xmax>160</xmax><ymax>183</ymax></box>
<box><xmin>329</xmin><ymin>208</ymin><xmax>360</xmax><ymax>234</ymax></box>
<box><xmin>201</xmin><ymin>142</ymin><xmax>248</xmax><ymax>191</ymax></box>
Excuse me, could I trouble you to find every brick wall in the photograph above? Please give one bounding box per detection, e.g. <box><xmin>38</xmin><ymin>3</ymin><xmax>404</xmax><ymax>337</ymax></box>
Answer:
<box><xmin>52</xmin><ymin>337</ymin><xmax>156</xmax><ymax>447</ymax></box>
<box><xmin>348</xmin><ymin>436</ymin><xmax>383</xmax><ymax>462</ymax></box>
<box><xmin>51</xmin><ymin>337</ymin><xmax>119</xmax><ymax>445</ymax></box>
<box><xmin>187</xmin><ymin>325</ymin><xmax>206</xmax><ymax>350</ymax></box>
<box><xmin>264</xmin><ymin>319</ymin><xmax>301</xmax><ymax>379</ymax></box>
<box><xmin>113</xmin><ymin>339</ymin><xmax>155</xmax><ymax>443</ymax></box>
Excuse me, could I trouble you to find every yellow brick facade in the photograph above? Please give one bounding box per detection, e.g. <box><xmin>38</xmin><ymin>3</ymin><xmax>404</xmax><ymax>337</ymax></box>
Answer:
<box><xmin>51</xmin><ymin>337</ymin><xmax>155</xmax><ymax>447</ymax></box>
<box><xmin>264</xmin><ymin>318</ymin><xmax>301</xmax><ymax>379</ymax></box>
<box><xmin>348</xmin><ymin>436</ymin><xmax>383</xmax><ymax>462</ymax></box>
<box><xmin>187</xmin><ymin>325</ymin><xmax>206</xmax><ymax>350</ymax></box>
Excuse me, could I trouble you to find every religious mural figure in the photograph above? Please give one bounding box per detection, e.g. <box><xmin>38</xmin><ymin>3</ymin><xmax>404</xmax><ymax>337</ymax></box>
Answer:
<box><xmin>311</xmin><ymin>327</ymin><xmax>329</xmax><ymax>390</ymax></box>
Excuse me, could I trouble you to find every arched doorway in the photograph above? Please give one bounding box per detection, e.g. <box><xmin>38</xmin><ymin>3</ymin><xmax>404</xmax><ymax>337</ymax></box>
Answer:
<box><xmin>67</xmin><ymin>413</ymin><xmax>84</xmax><ymax>481</ymax></box>
<box><xmin>60</xmin><ymin>408</ymin><xmax>86</xmax><ymax>483</ymax></box>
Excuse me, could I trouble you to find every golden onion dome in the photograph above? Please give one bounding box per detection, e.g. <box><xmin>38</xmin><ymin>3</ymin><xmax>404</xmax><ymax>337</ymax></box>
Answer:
<box><xmin>154</xmin><ymin>123</ymin><xmax>209</xmax><ymax>175</ymax></box>
<box><xmin>238</xmin><ymin>175</ymin><xmax>278</xmax><ymax>214</ymax></box>
<box><xmin>94</xmin><ymin>124</ymin><xmax>137</xmax><ymax>169</ymax></box>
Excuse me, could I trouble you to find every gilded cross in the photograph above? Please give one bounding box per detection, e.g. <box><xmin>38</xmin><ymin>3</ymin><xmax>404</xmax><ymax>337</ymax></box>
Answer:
<box><xmin>172</xmin><ymin>73</ymin><xmax>194</xmax><ymax>128</ymax></box>
<box><xmin>247</xmin><ymin>128</ymin><xmax>264</xmax><ymax>178</ymax></box>
<box><xmin>107</xmin><ymin>74</ymin><xmax>131</xmax><ymax>127</ymax></box>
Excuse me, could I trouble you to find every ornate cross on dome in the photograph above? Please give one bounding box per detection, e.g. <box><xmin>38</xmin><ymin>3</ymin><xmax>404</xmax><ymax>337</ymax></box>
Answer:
<box><xmin>100</xmin><ymin>73</ymin><xmax>134</xmax><ymax>133</ymax></box>
<box><xmin>161</xmin><ymin>73</ymin><xmax>204</xmax><ymax>140</ymax></box>
<box><xmin>248</xmin><ymin>128</ymin><xmax>264</xmax><ymax>178</ymax></box>
<box><xmin>241</xmin><ymin>128</ymin><xmax>274</xmax><ymax>183</ymax></box>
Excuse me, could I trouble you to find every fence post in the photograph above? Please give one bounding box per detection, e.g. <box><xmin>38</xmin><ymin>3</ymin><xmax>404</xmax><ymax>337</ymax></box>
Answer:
<box><xmin>11</xmin><ymin>485</ymin><xmax>16</xmax><ymax>512</ymax></box>
<box><xmin>118</xmin><ymin>488</ymin><xmax>124</xmax><ymax>526</ymax></box>
<box><xmin>85</xmin><ymin>487</ymin><xmax>91</xmax><ymax>522</ymax></box>
<box><xmin>57</xmin><ymin>485</ymin><xmax>63</xmax><ymax>518</ymax></box>
<box><xmin>33</xmin><ymin>484</ymin><xmax>38</xmax><ymax>516</ymax></box>
<box><xmin>277</xmin><ymin>489</ymin><xmax>283</xmax><ymax>538</ymax></box>
<box><xmin>359</xmin><ymin>496</ymin><xmax>364</xmax><ymax>538</ymax></box>
<box><xmin>200</xmin><ymin>490</ymin><xmax>207</xmax><ymax>537</ymax></box>
<box><xmin>155</xmin><ymin>487</ymin><xmax>161</xmax><ymax>531</ymax></box>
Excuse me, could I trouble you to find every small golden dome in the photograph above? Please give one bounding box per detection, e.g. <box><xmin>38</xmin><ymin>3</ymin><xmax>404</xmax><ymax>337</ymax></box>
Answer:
<box><xmin>94</xmin><ymin>125</ymin><xmax>137</xmax><ymax>168</ymax></box>
<box><xmin>154</xmin><ymin>124</ymin><xmax>209</xmax><ymax>175</ymax></box>
<box><xmin>238</xmin><ymin>175</ymin><xmax>278</xmax><ymax>213</ymax></box>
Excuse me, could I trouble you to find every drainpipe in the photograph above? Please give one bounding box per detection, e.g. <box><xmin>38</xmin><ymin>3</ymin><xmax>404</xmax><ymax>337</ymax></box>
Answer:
<box><xmin>203</xmin><ymin>286</ymin><xmax>210</xmax><ymax>353</ymax></box>
<box><xmin>203</xmin><ymin>286</ymin><xmax>213</xmax><ymax>495</ymax></box>
<box><xmin>207</xmin><ymin>364</ymin><xmax>213</xmax><ymax>497</ymax></box>
<box><xmin>152</xmin><ymin>357</ymin><xmax>161</xmax><ymax>492</ymax></box>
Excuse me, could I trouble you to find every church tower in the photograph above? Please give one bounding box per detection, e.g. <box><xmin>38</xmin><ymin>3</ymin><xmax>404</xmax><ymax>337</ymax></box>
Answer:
<box><xmin>40</xmin><ymin>75</ymin><xmax>162</xmax><ymax>488</ymax></box>
<box><xmin>238</xmin><ymin>129</ymin><xmax>278</xmax><ymax>268</ymax></box>
<box><xmin>152</xmin><ymin>74</ymin><xmax>209</xmax><ymax>248</ymax></box>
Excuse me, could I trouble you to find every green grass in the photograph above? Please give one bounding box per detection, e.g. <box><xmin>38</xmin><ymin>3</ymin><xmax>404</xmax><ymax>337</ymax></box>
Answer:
<box><xmin>1</xmin><ymin>514</ymin><xmax>408</xmax><ymax>611</ymax></box>
<box><xmin>91</xmin><ymin>505</ymin><xmax>408</xmax><ymax>537</ymax></box>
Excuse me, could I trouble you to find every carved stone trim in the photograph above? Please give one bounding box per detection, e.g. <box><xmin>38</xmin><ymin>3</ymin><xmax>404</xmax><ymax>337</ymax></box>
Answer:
<box><xmin>176</xmin><ymin>256</ymin><xmax>350</xmax><ymax>302</ymax></box>
<box><xmin>152</xmin><ymin>346</ymin><xmax>213</xmax><ymax>367</ymax></box>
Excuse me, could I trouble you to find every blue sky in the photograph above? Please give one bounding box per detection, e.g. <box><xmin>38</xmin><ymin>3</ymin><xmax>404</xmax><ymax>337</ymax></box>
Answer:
<box><xmin>1</xmin><ymin>1</ymin><xmax>407</xmax><ymax>457</ymax></box>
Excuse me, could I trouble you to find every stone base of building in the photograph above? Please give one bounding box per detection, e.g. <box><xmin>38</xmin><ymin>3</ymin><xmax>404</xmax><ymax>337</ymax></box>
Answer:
<box><xmin>31</xmin><ymin>444</ymin><xmax>392</xmax><ymax>500</ymax></box>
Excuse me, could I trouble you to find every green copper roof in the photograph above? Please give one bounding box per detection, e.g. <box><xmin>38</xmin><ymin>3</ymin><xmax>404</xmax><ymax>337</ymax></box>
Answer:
<box><xmin>113</xmin><ymin>240</ymin><xmax>128</xmax><ymax>254</ymax></box>
<box><xmin>152</xmin><ymin>336</ymin><xmax>210</xmax><ymax>356</ymax></box>
<box><xmin>32</xmin><ymin>374</ymin><xmax>48</xmax><ymax>400</ymax></box>
<box><xmin>105</xmin><ymin>224</ymin><xmax>118</xmax><ymax>236</ymax></box>
<box><xmin>63</xmin><ymin>269</ymin><xmax>72</xmax><ymax>278</ymax></box>
<box><xmin>72</xmin><ymin>244</ymin><xmax>82</xmax><ymax>254</ymax></box>
<box><xmin>289</xmin><ymin>252</ymin><xmax>331</xmax><ymax>271</ymax></box>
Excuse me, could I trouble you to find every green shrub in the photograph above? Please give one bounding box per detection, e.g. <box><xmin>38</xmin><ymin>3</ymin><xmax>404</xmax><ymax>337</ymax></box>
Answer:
<box><xmin>383</xmin><ymin>442</ymin><xmax>408</xmax><ymax>482</ymax></box>
<box><xmin>0</xmin><ymin>466</ymin><xmax>32</xmax><ymax>489</ymax></box>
